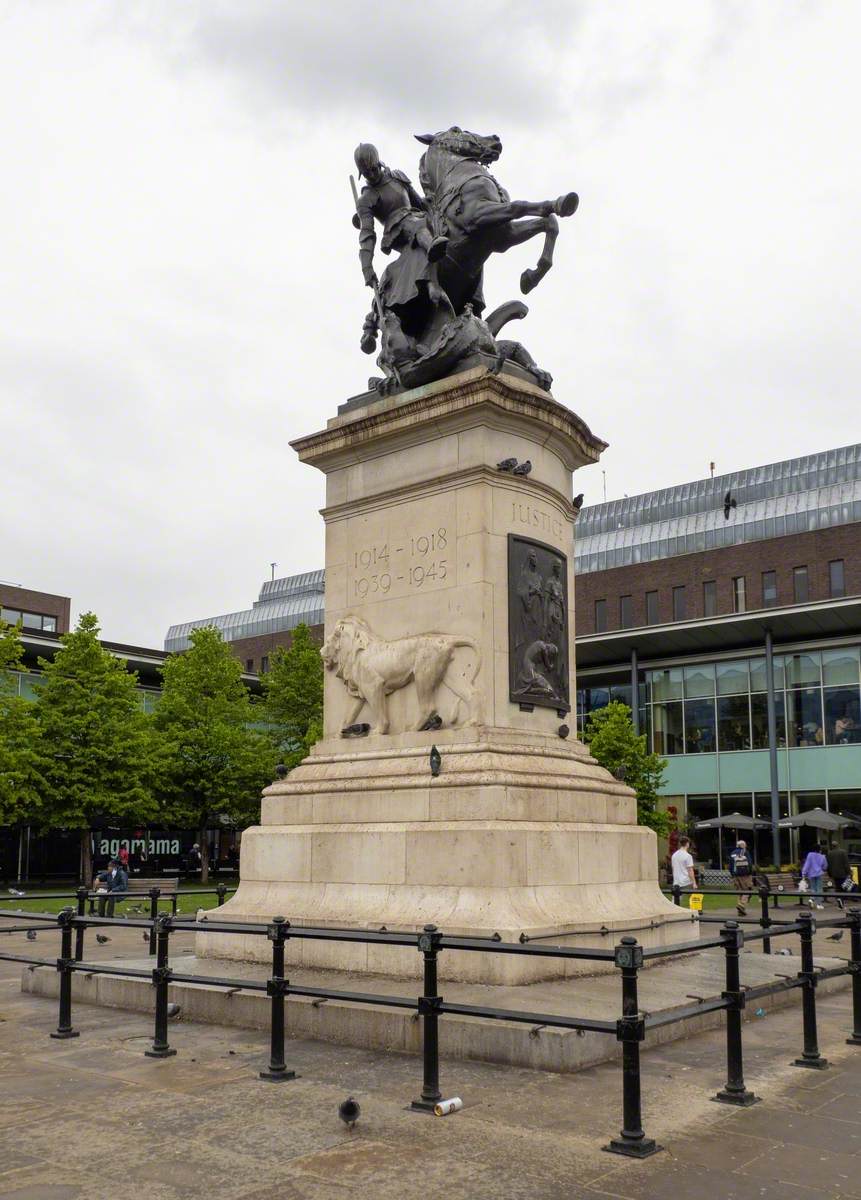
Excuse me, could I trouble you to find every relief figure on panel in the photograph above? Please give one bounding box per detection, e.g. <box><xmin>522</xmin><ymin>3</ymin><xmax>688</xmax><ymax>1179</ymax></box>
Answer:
<box><xmin>322</xmin><ymin>616</ymin><xmax>482</xmax><ymax>735</ymax></box>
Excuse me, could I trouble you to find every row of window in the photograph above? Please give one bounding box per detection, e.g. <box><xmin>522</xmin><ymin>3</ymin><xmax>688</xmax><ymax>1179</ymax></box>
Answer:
<box><xmin>593</xmin><ymin>559</ymin><xmax>846</xmax><ymax>631</ymax></box>
<box><xmin>6</xmin><ymin>670</ymin><xmax>161</xmax><ymax>711</ymax></box>
<box><xmin>577</xmin><ymin>646</ymin><xmax>861</xmax><ymax>755</ymax></box>
<box><xmin>245</xmin><ymin>657</ymin><xmax>269</xmax><ymax>674</ymax></box>
<box><xmin>1</xmin><ymin>608</ymin><xmax>58</xmax><ymax>632</ymax></box>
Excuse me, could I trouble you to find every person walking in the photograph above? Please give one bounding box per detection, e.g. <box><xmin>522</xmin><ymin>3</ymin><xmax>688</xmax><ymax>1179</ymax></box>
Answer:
<box><xmin>671</xmin><ymin>835</ymin><xmax>696</xmax><ymax>895</ymax></box>
<box><xmin>728</xmin><ymin>839</ymin><xmax>755</xmax><ymax>916</ymax></box>
<box><xmin>826</xmin><ymin>842</ymin><xmax>855</xmax><ymax>905</ymax></box>
<box><xmin>801</xmin><ymin>843</ymin><xmax>828</xmax><ymax>909</ymax></box>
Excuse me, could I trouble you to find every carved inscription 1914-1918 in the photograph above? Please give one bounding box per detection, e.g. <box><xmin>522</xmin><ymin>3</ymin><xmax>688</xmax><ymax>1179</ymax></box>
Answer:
<box><xmin>508</xmin><ymin>534</ymin><xmax>570</xmax><ymax>714</ymax></box>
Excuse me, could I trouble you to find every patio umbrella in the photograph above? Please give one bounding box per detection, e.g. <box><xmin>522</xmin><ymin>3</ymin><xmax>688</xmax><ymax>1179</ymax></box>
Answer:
<box><xmin>778</xmin><ymin>808</ymin><xmax>854</xmax><ymax>831</ymax></box>
<box><xmin>694</xmin><ymin>812</ymin><xmax>771</xmax><ymax>830</ymax></box>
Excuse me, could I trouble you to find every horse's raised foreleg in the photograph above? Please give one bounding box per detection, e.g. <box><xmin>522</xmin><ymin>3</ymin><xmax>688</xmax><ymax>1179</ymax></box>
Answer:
<box><xmin>519</xmin><ymin>213</ymin><xmax>559</xmax><ymax>295</ymax></box>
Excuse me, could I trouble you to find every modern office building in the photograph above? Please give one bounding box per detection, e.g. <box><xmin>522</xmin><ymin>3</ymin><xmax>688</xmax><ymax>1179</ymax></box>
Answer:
<box><xmin>164</xmin><ymin>569</ymin><xmax>325</xmax><ymax>672</ymax></box>
<box><xmin>574</xmin><ymin>444</ymin><xmax>861</xmax><ymax>864</ymax></box>
<box><xmin>0</xmin><ymin>582</ymin><xmax>70</xmax><ymax>636</ymax></box>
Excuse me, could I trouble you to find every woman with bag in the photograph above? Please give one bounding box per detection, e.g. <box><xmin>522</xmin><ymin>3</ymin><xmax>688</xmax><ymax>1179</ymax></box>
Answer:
<box><xmin>801</xmin><ymin>843</ymin><xmax>828</xmax><ymax>909</ymax></box>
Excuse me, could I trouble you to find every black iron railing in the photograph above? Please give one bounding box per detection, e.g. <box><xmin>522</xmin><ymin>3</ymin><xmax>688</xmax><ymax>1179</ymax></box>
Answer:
<box><xmin>1</xmin><ymin>902</ymin><xmax>859</xmax><ymax>1157</ymax></box>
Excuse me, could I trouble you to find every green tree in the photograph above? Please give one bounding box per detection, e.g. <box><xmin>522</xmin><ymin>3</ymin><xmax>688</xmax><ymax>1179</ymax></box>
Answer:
<box><xmin>0</xmin><ymin>621</ymin><xmax>45</xmax><ymax>837</ymax></box>
<box><xmin>153</xmin><ymin>626</ymin><xmax>277</xmax><ymax>882</ymax></box>
<box><xmin>261</xmin><ymin>623</ymin><xmax>323</xmax><ymax>770</ymax></box>
<box><xmin>36</xmin><ymin>612</ymin><xmax>155</xmax><ymax>883</ymax></box>
<box><xmin>582</xmin><ymin>701</ymin><xmax>672</xmax><ymax>837</ymax></box>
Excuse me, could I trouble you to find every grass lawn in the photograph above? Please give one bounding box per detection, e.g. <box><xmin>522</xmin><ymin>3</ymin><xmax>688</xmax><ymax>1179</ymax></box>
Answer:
<box><xmin>0</xmin><ymin>879</ymin><xmax>238</xmax><ymax>918</ymax></box>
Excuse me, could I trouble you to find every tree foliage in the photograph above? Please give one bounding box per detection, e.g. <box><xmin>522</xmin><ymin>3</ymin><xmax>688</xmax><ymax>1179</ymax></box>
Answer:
<box><xmin>582</xmin><ymin>701</ymin><xmax>672</xmax><ymax>837</ymax></box>
<box><xmin>261</xmin><ymin>623</ymin><xmax>323</xmax><ymax>770</ymax></box>
<box><xmin>0</xmin><ymin>621</ymin><xmax>45</xmax><ymax>828</ymax></box>
<box><xmin>36</xmin><ymin>612</ymin><xmax>155</xmax><ymax>880</ymax></box>
<box><xmin>153</xmin><ymin>626</ymin><xmax>277</xmax><ymax>881</ymax></box>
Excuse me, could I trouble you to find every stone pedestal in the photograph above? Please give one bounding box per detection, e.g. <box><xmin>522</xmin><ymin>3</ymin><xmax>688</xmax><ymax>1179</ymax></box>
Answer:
<box><xmin>198</xmin><ymin>368</ymin><xmax>689</xmax><ymax>981</ymax></box>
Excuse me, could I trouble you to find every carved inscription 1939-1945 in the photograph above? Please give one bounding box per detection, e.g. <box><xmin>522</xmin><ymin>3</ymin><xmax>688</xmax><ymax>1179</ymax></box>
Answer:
<box><xmin>508</xmin><ymin>535</ymin><xmax>570</xmax><ymax>713</ymax></box>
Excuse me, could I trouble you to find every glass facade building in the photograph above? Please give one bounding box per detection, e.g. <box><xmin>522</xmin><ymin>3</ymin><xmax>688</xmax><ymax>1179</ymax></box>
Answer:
<box><xmin>575</xmin><ymin>444</ymin><xmax>861</xmax><ymax>575</ymax></box>
<box><xmin>165</xmin><ymin>569</ymin><xmax>325</xmax><ymax>651</ymax></box>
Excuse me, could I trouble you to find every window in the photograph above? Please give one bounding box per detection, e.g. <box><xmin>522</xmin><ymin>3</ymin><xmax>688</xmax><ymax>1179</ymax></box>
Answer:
<box><xmin>732</xmin><ymin>576</ymin><xmax>746</xmax><ymax>614</ymax></box>
<box><xmin>619</xmin><ymin>595</ymin><xmax>633</xmax><ymax>628</ymax></box>
<box><xmin>717</xmin><ymin>660</ymin><xmax>749</xmax><ymax>695</ymax></box>
<box><xmin>793</xmin><ymin>565</ymin><xmax>809</xmax><ymax>603</ymax></box>
<box><xmin>751</xmin><ymin>692</ymin><xmax>787</xmax><ymax>749</ymax></box>
<box><xmin>703</xmin><ymin>580</ymin><xmax>717</xmax><ymax>617</ymax></box>
<box><xmin>645</xmin><ymin>590</ymin><xmax>659</xmax><ymax>625</ymax></box>
<box><xmin>761</xmin><ymin>571</ymin><xmax>777</xmax><ymax>607</ymax></box>
<box><xmin>653</xmin><ymin>701</ymin><xmax>684</xmax><ymax>755</ymax></box>
<box><xmin>684</xmin><ymin>698</ymin><xmax>716</xmax><ymax>753</ymax></box>
<box><xmin>672</xmin><ymin>586</ymin><xmax>686</xmax><ymax>621</ymax></box>
<box><xmin>717</xmin><ymin>694</ymin><xmax>751</xmax><ymax>750</ymax></box>
<box><xmin>830</xmin><ymin>560</ymin><xmax>846</xmax><ymax>598</ymax></box>
<box><xmin>260</xmin><ymin>655</ymin><xmax>269</xmax><ymax>673</ymax></box>
<box><xmin>0</xmin><ymin>607</ymin><xmax>56</xmax><ymax>631</ymax></box>
<box><xmin>786</xmin><ymin>687</ymin><xmax>823</xmax><ymax>747</ymax></box>
<box><xmin>246</xmin><ymin>659</ymin><xmax>254</xmax><ymax>673</ymax></box>
<box><xmin>594</xmin><ymin>599</ymin><xmax>607</xmax><ymax>633</ymax></box>
<box><xmin>42</xmin><ymin>616</ymin><xmax>57</xmax><ymax>632</ymax></box>
<box><xmin>824</xmin><ymin>687</ymin><xmax>861</xmax><ymax>744</ymax></box>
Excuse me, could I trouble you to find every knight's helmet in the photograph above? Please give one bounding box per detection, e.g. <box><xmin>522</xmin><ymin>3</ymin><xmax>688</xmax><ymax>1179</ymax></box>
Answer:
<box><xmin>354</xmin><ymin>143</ymin><xmax>380</xmax><ymax>179</ymax></box>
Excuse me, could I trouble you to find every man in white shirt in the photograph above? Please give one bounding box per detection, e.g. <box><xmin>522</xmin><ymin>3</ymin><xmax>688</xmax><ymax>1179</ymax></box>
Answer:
<box><xmin>671</xmin><ymin>836</ymin><xmax>696</xmax><ymax>891</ymax></box>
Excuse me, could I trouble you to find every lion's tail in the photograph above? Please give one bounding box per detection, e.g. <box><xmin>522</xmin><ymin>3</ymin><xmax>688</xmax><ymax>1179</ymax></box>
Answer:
<box><xmin>452</xmin><ymin>637</ymin><xmax>482</xmax><ymax>685</ymax></box>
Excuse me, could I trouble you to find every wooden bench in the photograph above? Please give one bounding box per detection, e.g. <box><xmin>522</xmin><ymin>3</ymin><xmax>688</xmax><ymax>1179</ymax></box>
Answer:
<box><xmin>757</xmin><ymin>871</ymin><xmax>799</xmax><ymax>907</ymax></box>
<box><xmin>89</xmin><ymin>876</ymin><xmax>179</xmax><ymax>915</ymax></box>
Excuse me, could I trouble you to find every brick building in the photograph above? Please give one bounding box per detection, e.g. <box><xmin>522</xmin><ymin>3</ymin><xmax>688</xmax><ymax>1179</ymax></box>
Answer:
<box><xmin>574</xmin><ymin>443</ymin><xmax>861</xmax><ymax>868</ymax></box>
<box><xmin>0</xmin><ymin>582</ymin><xmax>70</xmax><ymax>635</ymax></box>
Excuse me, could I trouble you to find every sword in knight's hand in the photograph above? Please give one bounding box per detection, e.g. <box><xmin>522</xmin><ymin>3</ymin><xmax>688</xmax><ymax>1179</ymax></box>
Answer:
<box><xmin>349</xmin><ymin>174</ymin><xmax>404</xmax><ymax>389</ymax></box>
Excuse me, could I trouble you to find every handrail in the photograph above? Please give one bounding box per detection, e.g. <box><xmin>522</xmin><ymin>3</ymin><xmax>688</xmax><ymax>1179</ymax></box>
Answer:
<box><xmin>2</xmin><ymin>901</ymin><xmax>859</xmax><ymax>1159</ymax></box>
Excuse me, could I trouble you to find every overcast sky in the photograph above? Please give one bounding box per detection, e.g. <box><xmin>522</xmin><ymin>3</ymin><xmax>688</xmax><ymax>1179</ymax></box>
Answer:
<box><xmin>2</xmin><ymin>1</ymin><xmax>858</xmax><ymax>647</ymax></box>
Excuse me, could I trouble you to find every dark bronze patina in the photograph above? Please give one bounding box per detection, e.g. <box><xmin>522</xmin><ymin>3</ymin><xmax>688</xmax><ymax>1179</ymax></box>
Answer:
<box><xmin>508</xmin><ymin>535</ymin><xmax>570</xmax><ymax>713</ymax></box>
<box><xmin>351</xmin><ymin>128</ymin><xmax>578</xmax><ymax>397</ymax></box>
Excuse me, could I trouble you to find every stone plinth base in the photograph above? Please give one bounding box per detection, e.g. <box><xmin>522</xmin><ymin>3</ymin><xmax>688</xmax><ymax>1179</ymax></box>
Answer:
<box><xmin>197</xmin><ymin>726</ymin><xmax>690</xmax><ymax>983</ymax></box>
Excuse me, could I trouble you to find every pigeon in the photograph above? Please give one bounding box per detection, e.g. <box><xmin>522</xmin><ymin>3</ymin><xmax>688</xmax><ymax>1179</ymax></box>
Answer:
<box><xmin>26</xmin><ymin>930</ymin><xmax>37</xmax><ymax>941</ymax></box>
<box><xmin>827</xmin><ymin>930</ymin><xmax>844</xmax><ymax>942</ymax></box>
<box><xmin>776</xmin><ymin>947</ymin><xmax>792</xmax><ymax>955</ymax></box>
<box><xmin>513</xmin><ymin>460</ymin><xmax>532</xmax><ymax>476</ymax></box>
<box><xmin>166</xmin><ymin>1003</ymin><xmax>182</xmax><ymax>1019</ymax></box>
<box><xmin>339</xmin><ymin>1097</ymin><xmax>360</xmax><ymax>1129</ymax></box>
<box><xmin>496</xmin><ymin>457</ymin><xmax>517</xmax><ymax>472</ymax></box>
<box><xmin>96</xmin><ymin>934</ymin><xmax>111</xmax><ymax>945</ymax></box>
<box><xmin>723</xmin><ymin>490</ymin><xmax>737</xmax><ymax>520</ymax></box>
<box><xmin>572</xmin><ymin>493</ymin><xmax>584</xmax><ymax>510</ymax></box>
<box><xmin>8</xmin><ymin>888</ymin><xmax>25</xmax><ymax>897</ymax></box>
<box><xmin>142</xmin><ymin>932</ymin><xmax>151</xmax><ymax>943</ymax></box>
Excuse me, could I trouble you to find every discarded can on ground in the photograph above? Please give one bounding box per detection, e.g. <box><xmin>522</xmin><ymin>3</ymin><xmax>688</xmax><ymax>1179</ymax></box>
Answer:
<box><xmin>434</xmin><ymin>1097</ymin><xmax>463</xmax><ymax>1116</ymax></box>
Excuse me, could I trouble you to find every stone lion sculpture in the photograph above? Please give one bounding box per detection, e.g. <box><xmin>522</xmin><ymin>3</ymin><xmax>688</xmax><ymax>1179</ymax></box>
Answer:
<box><xmin>321</xmin><ymin>616</ymin><xmax>482</xmax><ymax>735</ymax></box>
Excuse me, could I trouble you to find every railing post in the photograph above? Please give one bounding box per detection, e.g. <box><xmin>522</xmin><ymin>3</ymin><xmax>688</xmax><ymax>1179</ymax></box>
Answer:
<box><xmin>672</xmin><ymin>884</ymin><xmax>681</xmax><ymax>906</ymax></box>
<box><xmin>51</xmin><ymin>908</ymin><xmax>79</xmax><ymax>1040</ymax></box>
<box><xmin>216</xmin><ymin>883</ymin><xmax>227</xmax><ymax>906</ymax></box>
<box><xmin>845</xmin><ymin>907</ymin><xmax>861</xmax><ymax>1047</ymax></box>
<box><xmin>148</xmin><ymin>887</ymin><xmax>160</xmax><ymax>955</ymax></box>
<box><xmin>759</xmin><ymin>886</ymin><xmax>772</xmax><ymax>955</ymax></box>
<box><xmin>259</xmin><ymin>916</ymin><xmax>296</xmax><ymax>1081</ymax></box>
<box><xmin>603</xmin><ymin>937</ymin><xmax>660</xmax><ymax>1157</ymax></box>
<box><xmin>714</xmin><ymin>921</ymin><xmax>758</xmax><ymax>1106</ymax></box>
<box><xmin>74</xmin><ymin>886</ymin><xmax>88</xmax><ymax>962</ymax></box>
<box><xmin>145</xmin><ymin>914</ymin><xmax>176</xmax><ymax>1058</ymax></box>
<box><xmin>411</xmin><ymin>924</ymin><xmax>444</xmax><ymax>1112</ymax></box>
<box><xmin>793</xmin><ymin>910</ymin><xmax>828</xmax><ymax>1070</ymax></box>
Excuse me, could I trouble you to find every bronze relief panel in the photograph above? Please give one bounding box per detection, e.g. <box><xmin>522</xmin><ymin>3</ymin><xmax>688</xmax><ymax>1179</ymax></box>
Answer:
<box><xmin>508</xmin><ymin>535</ymin><xmax>570</xmax><ymax>713</ymax></box>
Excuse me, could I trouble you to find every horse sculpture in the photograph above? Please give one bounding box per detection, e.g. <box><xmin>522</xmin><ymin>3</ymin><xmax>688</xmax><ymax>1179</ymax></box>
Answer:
<box><xmin>351</xmin><ymin>127</ymin><xmax>578</xmax><ymax>396</ymax></box>
<box><xmin>416</xmin><ymin>126</ymin><xmax>578</xmax><ymax>312</ymax></box>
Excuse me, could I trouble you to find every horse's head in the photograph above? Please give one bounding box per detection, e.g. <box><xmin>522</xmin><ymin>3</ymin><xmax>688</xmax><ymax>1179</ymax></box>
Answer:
<box><xmin>415</xmin><ymin>126</ymin><xmax>502</xmax><ymax>165</ymax></box>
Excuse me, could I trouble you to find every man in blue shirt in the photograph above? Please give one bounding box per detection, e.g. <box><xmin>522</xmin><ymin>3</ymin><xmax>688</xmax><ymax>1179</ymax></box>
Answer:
<box><xmin>728</xmin><ymin>839</ymin><xmax>754</xmax><ymax>916</ymax></box>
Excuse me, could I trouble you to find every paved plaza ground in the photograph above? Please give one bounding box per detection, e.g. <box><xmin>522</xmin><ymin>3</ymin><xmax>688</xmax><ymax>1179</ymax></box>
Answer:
<box><xmin>1</xmin><ymin>917</ymin><xmax>860</xmax><ymax>1199</ymax></box>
